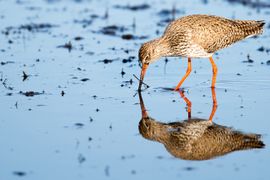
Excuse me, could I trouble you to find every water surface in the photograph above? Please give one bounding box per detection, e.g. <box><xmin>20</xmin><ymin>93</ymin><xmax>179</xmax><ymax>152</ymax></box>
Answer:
<box><xmin>0</xmin><ymin>0</ymin><xmax>269</xmax><ymax>179</ymax></box>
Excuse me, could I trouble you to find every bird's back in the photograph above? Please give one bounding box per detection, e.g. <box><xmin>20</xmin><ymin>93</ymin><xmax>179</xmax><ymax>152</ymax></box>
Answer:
<box><xmin>163</xmin><ymin>119</ymin><xmax>265</xmax><ymax>160</ymax></box>
<box><xmin>163</xmin><ymin>14</ymin><xmax>264</xmax><ymax>56</ymax></box>
<box><xmin>186</xmin><ymin>124</ymin><xmax>264</xmax><ymax>160</ymax></box>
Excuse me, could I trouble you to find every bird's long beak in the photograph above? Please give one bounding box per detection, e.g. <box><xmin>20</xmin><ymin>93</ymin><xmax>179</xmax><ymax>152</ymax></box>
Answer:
<box><xmin>138</xmin><ymin>63</ymin><xmax>149</xmax><ymax>90</ymax></box>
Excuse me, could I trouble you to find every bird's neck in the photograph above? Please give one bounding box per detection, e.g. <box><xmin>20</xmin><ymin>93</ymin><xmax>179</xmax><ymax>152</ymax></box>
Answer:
<box><xmin>150</xmin><ymin>122</ymin><xmax>172</xmax><ymax>143</ymax></box>
<box><xmin>150</xmin><ymin>37</ymin><xmax>172</xmax><ymax>59</ymax></box>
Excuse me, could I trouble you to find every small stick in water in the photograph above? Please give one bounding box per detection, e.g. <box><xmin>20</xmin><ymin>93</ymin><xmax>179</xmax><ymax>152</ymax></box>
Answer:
<box><xmin>133</xmin><ymin>74</ymin><xmax>150</xmax><ymax>90</ymax></box>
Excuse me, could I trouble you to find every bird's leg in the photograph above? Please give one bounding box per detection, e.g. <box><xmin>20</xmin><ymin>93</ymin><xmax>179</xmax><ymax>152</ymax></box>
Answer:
<box><xmin>174</xmin><ymin>57</ymin><xmax>192</xmax><ymax>91</ymax></box>
<box><xmin>178</xmin><ymin>90</ymin><xmax>192</xmax><ymax>119</ymax></box>
<box><xmin>209</xmin><ymin>57</ymin><xmax>218</xmax><ymax>88</ymax></box>
<box><xmin>209</xmin><ymin>87</ymin><xmax>218</xmax><ymax>121</ymax></box>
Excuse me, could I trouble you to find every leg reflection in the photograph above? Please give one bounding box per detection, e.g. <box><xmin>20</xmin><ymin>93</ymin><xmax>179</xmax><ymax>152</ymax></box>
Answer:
<box><xmin>178</xmin><ymin>88</ymin><xmax>218</xmax><ymax>121</ymax></box>
<box><xmin>178</xmin><ymin>90</ymin><xmax>192</xmax><ymax>119</ymax></box>
<box><xmin>209</xmin><ymin>87</ymin><xmax>218</xmax><ymax>121</ymax></box>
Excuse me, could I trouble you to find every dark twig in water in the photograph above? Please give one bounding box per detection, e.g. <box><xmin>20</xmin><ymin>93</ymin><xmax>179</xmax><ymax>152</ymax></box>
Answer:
<box><xmin>164</xmin><ymin>58</ymin><xmax>169</xmax><ymax>74</ymax></box>
<box><xmin>104</xmin><ymin>8</ymin><xmax>109</xmax><ymax>19</ymax></box>
<box><xmin>172</xmin><ymin>4</ymin><xmax>176</xmax><ymax>21</ymax></box>
<box><xmin>22</xmin><ymin>71</ymin><xmax>28</xmax><ymax>81</ymax></box>
<box><xmin>2</xmin><ymin>78</ymin><xmax>13</xmax><ymax>90</ymax></box>
<box><xmin>133</xmin><ymin>92</ymin><xmax>138</xmax><ymax>97</ymax></box>
<box><xmin>132</xmin><ymin>18</ymin><xmax>136</xmax><ymax>32</ymax></box>
<box><xmin>133</xmin><ymin>74</ymin><xmax>150</xmax><ymax>90</ymax></box>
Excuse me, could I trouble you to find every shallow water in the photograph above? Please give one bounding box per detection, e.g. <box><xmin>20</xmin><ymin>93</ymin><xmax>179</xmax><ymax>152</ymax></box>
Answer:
<box><xmin>0</xmin><ymin>0</ymin><xmax>270</xmax><ymax>179</ymax></box>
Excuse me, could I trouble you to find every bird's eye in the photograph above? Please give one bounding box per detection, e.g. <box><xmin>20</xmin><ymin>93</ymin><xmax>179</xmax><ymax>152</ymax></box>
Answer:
<box><xmin>142</xmin><ymin>55</ymin><xmax>150</xmax><ymax>65</ymax></box>
<box><xmin>144</xmin><ymin>55</ymin><xmax>149</xmax><ymax>61</ymax></box>
<box><xmin>142</xmin><ymin>120</ymin><xmax>148</xmax><ymax>128</ymax></box>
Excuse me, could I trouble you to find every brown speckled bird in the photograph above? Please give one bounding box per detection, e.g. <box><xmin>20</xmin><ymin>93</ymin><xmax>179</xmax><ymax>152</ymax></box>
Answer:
<box><xmin>138</xmin><ymin>92</ymin><xmax>264</xmax><ymax>160</ymax></box>
<box><xmin>138</xmin><ymin>14</ymin><xmax>265</xmax><ymax>90</ymax></box>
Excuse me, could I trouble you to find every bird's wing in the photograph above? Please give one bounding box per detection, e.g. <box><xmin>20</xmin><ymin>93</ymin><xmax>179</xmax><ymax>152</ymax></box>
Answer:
<box><xmin>190</xmin><ymin>16</ymin><xmax>264</xmax><ymax>53</ymax></box>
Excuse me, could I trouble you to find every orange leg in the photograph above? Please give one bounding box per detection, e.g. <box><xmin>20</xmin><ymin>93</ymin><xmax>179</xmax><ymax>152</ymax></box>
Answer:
<box><xmin>178</xmin><ymin>90</ymin><xmax>192</xmax><ymax>119</ymax></box>
<box><xmin>209</xmin><ymin>57</ymin><xmax>218</xmax><ymax>88</ymax></box>
<box><xmin>209</xmin><ymin>87</ymin><xmax>218</xmax><ymax>121</ymax></box>
<box><xmin>174</xmin><ymin>57</ymin><xmax>192</xmax><ymax>91</ymax></box>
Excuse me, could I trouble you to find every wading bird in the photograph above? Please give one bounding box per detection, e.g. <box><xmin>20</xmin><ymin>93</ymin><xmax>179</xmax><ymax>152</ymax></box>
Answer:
<box><xmin>138</xmin><ymin>14</ymin><xmax>264</xmax><ymax>91</ymax></box>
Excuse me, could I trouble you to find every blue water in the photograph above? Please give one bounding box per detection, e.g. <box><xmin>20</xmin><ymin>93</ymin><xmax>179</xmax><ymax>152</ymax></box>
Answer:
<box><xmin>0</xmin><ymin>0</ymin><xmax>269</xmax><ymax>179</ymax></box>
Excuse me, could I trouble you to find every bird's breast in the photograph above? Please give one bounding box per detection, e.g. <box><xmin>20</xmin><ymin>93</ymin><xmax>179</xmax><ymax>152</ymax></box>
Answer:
<box><xmin>171</xmin><ymin>43</ymin><xmax>213</xmax><ymax>58</ymax></box>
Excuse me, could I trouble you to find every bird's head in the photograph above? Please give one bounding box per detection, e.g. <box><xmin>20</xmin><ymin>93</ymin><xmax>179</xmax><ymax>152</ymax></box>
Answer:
<box><xmin>138</xmin><ymin>117</ymin><xmax>156</xmax><ymax>140</ymax></box>
<box><xmin>139</xmin><ymin>41</ymin><xmax>156</xmax><ymax>66</ymax></box>
<box><xmin>138</xmin><ymin>40</ymin><xmax>162</xmax><ymax>90</ymax></box>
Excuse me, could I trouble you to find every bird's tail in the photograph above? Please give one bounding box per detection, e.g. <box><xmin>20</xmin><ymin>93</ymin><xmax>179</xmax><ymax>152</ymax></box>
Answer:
<box><xmin>235</xmin><ymin>20</ymin><xmax>265</xmax><ymax>37</ymax></box>
<box><xmin>238</xmin><ymin>133</ymin><xmax>265</xmax><ymax>149</ymax></box>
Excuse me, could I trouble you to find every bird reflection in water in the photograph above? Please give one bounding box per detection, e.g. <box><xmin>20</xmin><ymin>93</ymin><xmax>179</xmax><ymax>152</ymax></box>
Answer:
<box><xmin>138</xmin><ymin>89</ymin><xmax>264</xmax><ymax>160</ymax></box>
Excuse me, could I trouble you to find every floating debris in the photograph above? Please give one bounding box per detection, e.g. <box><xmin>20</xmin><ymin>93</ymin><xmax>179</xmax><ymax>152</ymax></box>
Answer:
<box><xmin>121</xmin><ymin>34</ymin><xmax>148</xmax><ymax>40</ymax></box>
<box><xmin>96</xmin><ymin>25</ymin><xmax>147</xmax><ymax>40</ymax></box>
<box><xmin>98</xmin><ymin>25</ymin><xmax>128</xmax><ymax>36</ymax></box>
<box><xmin>81</xmin><ymin>78</ymin><xmax>90</xmax><ymax>82</ymax></box>
<box><xmin>57</xmin><ymin>41</ymin><xmax>73</xmax><ymax>52</ymax></box>
<box><xmin>226</xmin><ymin>0</ymin><xmax>270</xmax><ymax>8</ymax></box>
<box><xmin>3</xmin><ymin>23</ymin><xmax>56</xmax><ymax>35</ymax></box>
<box><xmin>157</xmin><ymin>6</ymin><xmax>184</xmax><ymax>26</ymax></box>
<box><xmin>242</xmin><ymin>54</ymin><xmax>254</xmax><ymax>63</ymax></box>
<box><xmin>1</xmin><ymin>78</ymin><xmax>13</xmax><ymax>90</ymax></box>
<box><xmin>114</xmin><ymin>4</ymin><xmax>150</xmax><ymax>11</ymax></box>
<box><xmin>75</xmin><ymin>123</ymin><xmax>84</xmax><ymax>128</ymax></box>
<box><xmin>78</xmin><ymin>154</ymin><xmax>86</xmax><ymax>164</ymax></box>
<box><xmin>74</xmin><ymin>36</ymin><xmax>84</xmax><ymax>41</ymax></box>
<box><xmin>98</xmin><ymin>58</ymin><xmax>116</xmax><ymax>64</ymax></box>
<box><xmin>122</xmin><ymin>56</ymin><xmax>135</xmax><ymax>63</ymax></box>
<box><xmin>89</xmin><ymin>116</ymin><xmax>93</xmax><ymax>122</ymax></box>
<box><xmin>22</xmin><ymin>71</ymin><xmax>29</xmax><ymax>81</ymax></box>
<box><xmin>121</xmin><ymin>68</ymin><xmax>126</xmax><ymax>77</ymax></box>
<box><xmin>13</xmin><ymin>171</ymin><xmax>26</xmax><ymax>177</ymax></box>
<box><xmin>121</xmin><ymin>154</ymin><xmax>135</xmax><ymax>160</ymax></box>
<box><xmin>1</xmin><ymin>61</ymin><xmax>15</xmax><ymax>66</ymax></box>
<box><xmin>157</xmin><ymin>8</ymin><xmax>183</xmax><ymax>17</ymax></box>
<box><xmin>105</xmin><ymin>165</ymin><xmax>110</xmax><ymax>177</ymax></box>
<box><xmin>74</xmin><ymin>19</ymin><xmax>93</xmax><ymax>28</ymax></box>
<box><xmin>121</xmin><ymin>34</ymin><xmax>134</xmax><ymax>40</ymax></box>
<box><xmin>257</xmin><ymin>46</ymin><xmax>265</xmax><ymax>52</ymax></box>
<box><xmin>122</xmin><ymin>79</ymin><xmax>133</xmax><ymax>87</ymax></box>
<box><xmin>19</xmin><ymin>91</ymin><xmax>45</xmax><ymax>97</ymax></box>
<box><xmin>74</xmin><ymin>12</ymin><xmax>108</xmax><ymax>28</ymax></box>
<box><xmin>183</xmin><ymin>167</ymin><xmax>196</xmax><ymax>171</ymax></box>
<box><xmin>98</xmin><ymin>58</ymin><xmax>119</xmax><ymax>64</ymax></box>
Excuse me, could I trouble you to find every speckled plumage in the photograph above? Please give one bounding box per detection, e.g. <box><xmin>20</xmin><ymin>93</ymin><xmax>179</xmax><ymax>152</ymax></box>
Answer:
<box><xmin>139</xmin><ymin>14</ymin><xmax>265</xmax><ymax>62</ymax></box>
<box><xmin>138</xmin><ymin>92</ymin><xmax>264</xmax><ymax>160</ymax></box>
<box><xmin>138</xmin><ymin>14</ymin><xmax>265</xmax><ymax>90</ymax></box>
<box><xmin>139</xmin><ymin>118</ymin><xmax>264</xmax><ymax>160</ymax></box>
